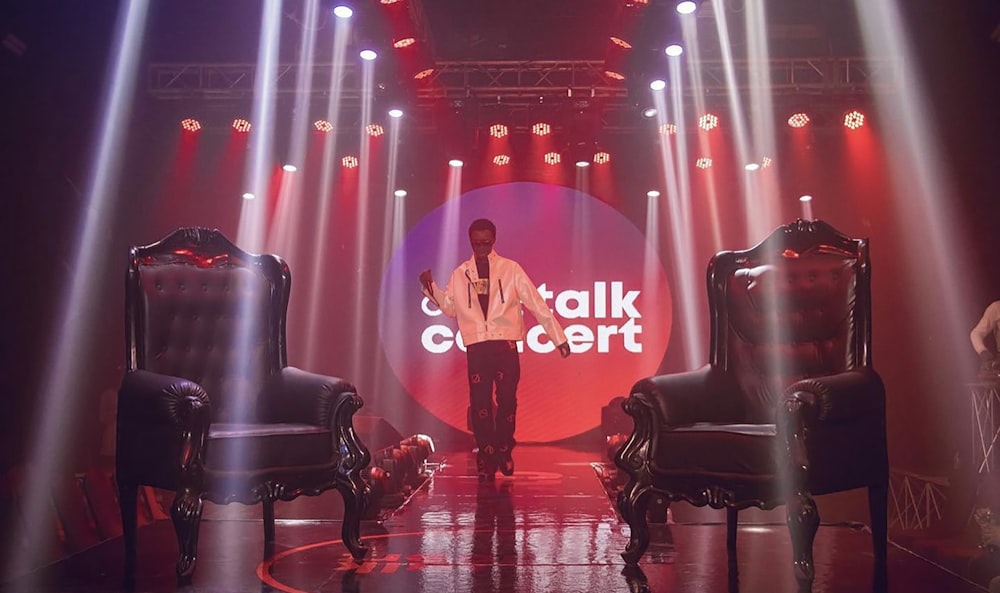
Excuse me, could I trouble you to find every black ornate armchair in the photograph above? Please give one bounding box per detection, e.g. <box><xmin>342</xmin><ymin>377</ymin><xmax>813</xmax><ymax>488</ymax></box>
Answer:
<box><xmin>615</xmin><ymin>220</ymin><xmax>888</xmax><ymax>592</ymax></box>
<box><xmin>116</xmin><ymin>228</ymin><xmax>370</xmax><ymax>587</ymax></box>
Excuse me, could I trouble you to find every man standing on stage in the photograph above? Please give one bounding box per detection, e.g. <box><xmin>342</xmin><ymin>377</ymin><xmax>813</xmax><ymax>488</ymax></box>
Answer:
<box><xmin>419</xmin><ymin>218</ymin><xmax>571</xmax><ymax>481</ymax></box>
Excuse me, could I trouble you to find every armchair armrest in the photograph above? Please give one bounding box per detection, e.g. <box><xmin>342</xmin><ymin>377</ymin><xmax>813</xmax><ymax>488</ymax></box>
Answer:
<box><xmin>116</xmin><ymin>370</ymin><xmax>211</xmax><ymax>488</ymax></box>
<box><xmin>118</xmin><ymin>369</ymin><xmax>211</xmax><ymax>429</ymax></box>
<box><xmin>630</xmin><ymin>365</ymin><xmax>744</xmax><ymax>427</ymax></box>
<box><xmin>615</xmin><ymin>365</ymin><xmax>742</xmax><ymax>478</ymax></box>
<box><xmin>263</xmin><ymin>366</ymin><xmax>358</xmax><ymax>426</ymax></box>
<box><xmin>782</xmin><ymin>367</ymin><xmax>885</xmax><ymax>424</ymax></box>
<box><xmin>264</xmin><ymin>366</ymin><xmax>370</xmax><ymax>476</ymax></box>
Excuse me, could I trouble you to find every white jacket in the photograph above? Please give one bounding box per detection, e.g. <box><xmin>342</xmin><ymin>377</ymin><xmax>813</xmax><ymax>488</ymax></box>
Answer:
<box><xmin>426</xmin><ymin>250</ymin><xmax>567</xmax><ymax>347</ymax></box>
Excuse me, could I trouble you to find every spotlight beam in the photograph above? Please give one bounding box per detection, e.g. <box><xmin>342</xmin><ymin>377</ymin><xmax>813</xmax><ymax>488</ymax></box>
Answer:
<box><xmin>6</xmin><ymin>0</ymin><xmax>151</xmax><ymax>583</ymax></box>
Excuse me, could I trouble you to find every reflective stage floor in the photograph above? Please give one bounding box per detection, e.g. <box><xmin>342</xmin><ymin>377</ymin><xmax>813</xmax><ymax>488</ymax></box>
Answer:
<box><xmin>3</xmin><ymin>446</ymin><xmax>987</xmax><ymax>593</ymax></box>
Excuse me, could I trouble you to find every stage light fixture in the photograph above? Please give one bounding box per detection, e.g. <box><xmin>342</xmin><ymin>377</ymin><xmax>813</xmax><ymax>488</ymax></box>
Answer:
<box><xmin>492</xmin><ymin>154</ymin><xmax>511</xmax><ymax>166</ymax></box>
<box><xmin>610</xmin><ymin>36</ymin><xmax>633</xmax><ymax>49</ymax></box>
<box><xmin>695</xmin><ymin>157</ymin><xmax>712</xmax><ymax>169</ymax></box>
<box><xmin>659</xmin><ymin>123</ymin><xmax>677</xmax><ymax>135</ymax></box>
<box><xmin>232</xmin><ymin>118</ymin><xmax>251</xmax><ymax>133</ymax></box>
<box><xmin>333</xmin><ymin>5</ymin><xmax>353</xmax><ymax>19</ymax></box>
<box><xmin>649</xmin><ymin>79</ymin><xmax>666</xmax><ymax>91</ymax></box>
<box><xmin>488</xmin><ymin>123</ymin><xmax>509</xmax><ymax>138</ymax></box>
<box><xmin>413</xmin><ymin>67</ymin><xmax>434</xmax><ymax>80</ymax></box>
<box><xmin>642</xmin><ymin>107</ymin><xmax>658</xmax><ymax>119</ymax></box>
<box><xmin>448</xmin><ymin>159</ymin><xmax>463</xmax><ymax>167</ymax></box>
<box><xmin>647</xmin><ymin>190</ymin><xmax>660</xmax><ymax>198</ymax></box>
<box><xmin>698</xmin><ymin>113</ymin><xmax>719</xmax><ymax>131</ymax></box>
<box><xmin>745</xmin><ymin>162</ymin><xmax>761</xmax><ymax>171</ymax></box>
<box><xmin>360</xmin><ymin>49</ymin><xmax>377</xmax><ymax>61</ymax></box>
<box><xmin>180</xmin><ymin>118</ymin><xmax>201</xmax><ymax>132</ymax></box>
<box><xmin>366</xmin><ymin>123</ymin><xmax>385</xmax><ymax>137</ymax></box>
<box><xmin>242</xmin><ymin>192</ymin><xmax>255</xmax><ymax>200</ymax></box>
<box><xmin>844</xmin><ymin>110</ymin><xmax>865</xmax><ymax>130</ymax></box>
<box><xmin>594</xmin><ymin>151</ymin><xmax>611</xmax><ymax>165</ymax></box>
<box><xmin>531</xmin><ymin>122</ymin><xmax>552</xmax><ymax>136</ymax></box>
<box><xmin>314</xmin><ymin>119</ymin><xmax>333</xmax><ymax>132</ymax></box>
<box><xmin>282</xmin><ymin>164</ymin><xmax>297</xmax><ymax>172</ymax></box>
<box><xmin>388</xmin><ymin>108</ymin><xmax>403</xmax><ymax>118</ymax></box>
<box><xmin>676</xmin><ymin>1</ymin><xmax>699</xmax><ymax>14</ymax></box>
<box><xmin>393</xmin><ymin>37</ymin><xmax>416</xmax><ymax>49</ymax></box>
<box><xmin>544</xmin><ymin>152</ymin><xmax>561</xmax><ymax>165</ymax></box>
<box><xmin>787</xmin><ymin>112</ymin><xmax>810</xmax><ymax>128</ymax></box>
<box><xmin>761</xmin><ymin>156</ymin><xmax>773</xmax><ymax>168</ymax></box>
<box><xmin>380</xmin><ymin>0</ymin><xmax>403</xmax><ymax>4</ymax></box>
<box><xmin>394</xmin><ymin>189</ymin><xmax>407</xmax><ymax>197</ymax></box>
<box><xmin>665</xmin><ymin>44</ymin><xmax>683</xmax><ymax>57</ymax></box>
<box><xmin>343</xmin><ymin>155</ymin><xmax>359</xmax><ymax>168</ymax></box>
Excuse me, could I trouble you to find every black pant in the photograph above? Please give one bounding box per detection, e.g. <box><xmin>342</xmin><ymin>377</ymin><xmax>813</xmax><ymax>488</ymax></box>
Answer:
<box><xmin>466</xmin><ymin>340</ymin><xmax>521</xmax><ymax>458</ymax></box>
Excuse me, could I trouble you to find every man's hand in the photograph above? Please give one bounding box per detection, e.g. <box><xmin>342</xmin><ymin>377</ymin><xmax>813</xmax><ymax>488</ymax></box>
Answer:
<box><xmin>557</xmin><ymin>342</ymin><xmax>571</xmax><ymax>358</ymax></box>
<box><xmin>419</xmin><ymin>269</ymin><xmax>433</xmax><ymax>292</ymax></box>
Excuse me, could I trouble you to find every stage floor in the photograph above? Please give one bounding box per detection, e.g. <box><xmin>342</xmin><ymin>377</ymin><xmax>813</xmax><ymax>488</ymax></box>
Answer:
<box><xmin>3</xmin><ymin>445</ymin><xmax>987</xmax><ymax>593</ymax></box>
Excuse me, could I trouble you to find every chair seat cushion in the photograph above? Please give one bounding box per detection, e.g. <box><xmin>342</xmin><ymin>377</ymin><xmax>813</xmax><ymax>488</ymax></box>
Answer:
<box><xmin>653</xmin><ymin>423</ymin><xmax>777</xmax><ymax>477</ymax></box>
<box><xmin>205</xmin><ymin>423</ymin><xmax>333</xmax><ymax>471</ymax></box>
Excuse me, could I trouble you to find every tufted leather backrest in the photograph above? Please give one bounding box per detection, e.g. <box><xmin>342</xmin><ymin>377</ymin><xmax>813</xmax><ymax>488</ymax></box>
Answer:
<box><xmin>707</xmin><ymin>220</ymin><xmax>871</xmax><ymax>423</ymax></box>
<box><xmin>125</xmin><ymin>228</ymin><xmax>290</xmax><ymax>423</ymax></box>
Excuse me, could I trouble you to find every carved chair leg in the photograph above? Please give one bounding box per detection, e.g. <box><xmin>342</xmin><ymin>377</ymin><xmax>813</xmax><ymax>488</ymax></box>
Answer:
<box><xmin>117</xmin><ymin>480</ymin><xmax>138</xmax><ymax>591</ymax></box>
<box><xmin>868</xmin><ymin>484</ymin><xmax>888</xmax><ymax>592</ymax></box>
<box><xmin>338</xmin><ymin>483</ymin><xmax>369</xmax><ymax>562</ymax></box>
<box><xmin>170</xmin><ymin>487</ymin><xmax>204</xmax><ymax>585</ymax></box>
<box><xmin>727</xmin><ymin>507</ymin><xmax>740</xmax><ymax>588</ymax></box>
<box><xmin>618</xmin><ymin>481</ymin><xmax>652</xmax><ymax>565</ymax></box>
<box><xmin>786</xmin><ymin>491</ymin><xmax>819</xmax><ymax>592</ymax></box>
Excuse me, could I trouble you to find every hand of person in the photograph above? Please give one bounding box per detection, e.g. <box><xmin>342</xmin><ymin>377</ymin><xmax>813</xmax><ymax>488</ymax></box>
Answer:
<box><xmin>419</xmin><ymin>269</ymin><xmax>433</xmax><ymax>292</ymax></box>
<box><xmin>557</xmin><ymin>342</ymin><xmax>571</xmax><ymax>358</ymax></box>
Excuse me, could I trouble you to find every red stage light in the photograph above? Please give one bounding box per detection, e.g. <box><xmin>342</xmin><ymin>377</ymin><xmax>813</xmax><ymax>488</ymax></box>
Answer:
<box><xmin>844</xmin><ymin>110</ymin><xmax>865</xmax><ymax>130</ymax></box>
<box><xmin>761</xmin><ymin>156</ymin><xmax>773</xmax><ymax>168</ymax></box>
<box><xmin>698</xmin><ymin>113</ymin><xmax>719</xmax><ymax>131</ymax></box>
<box><xmin>180</xmin><ymin>118</ymin><xmax>201</xmax><ymax>132</ymax></box>
<box><xmin>493</xmin><ymin>154</ymin><xmax>511</xmax><ymax>166</ymax></box>
<box><xmin>696</xmin><ymin>157</ymin><xmax>712</xmax><ymax>169</ymax></box>
<box><xmin>593</xmin><ymin>151</ymin><xmax>611</xmax><ymax>164</ymax></box>
<box><xmin>604</xmin><ymin>70</ymin><xmax>625</xmax><ymax>81</ymax></box>
<box><xmin>313</xmin><ymin>119</ymin><xmax>333</xmax><ymax>132</ymax></box>
<box><xmin>232</xmin><ymin>118</ymin><xmax>251</xmax><ymax>133</ymax></box>
<box><xmin>366</xmin><ymin>123</ymin><xmax>385</xmax><ymax>137</ymax></box>
<box><xmin>659</xmin><ymin>123</ymin><xmax>677</xmax><ymax>135</ymax></box>
<box><xmin>787</xmin><ymin>113</ymin><xmax>810</xmax><ymax>128</ymax></box>
<box><xmin>380</xmin><ymin>0</ymin><xmax>402</xmax><ymax>4</ymax></box>
<box><xmin>489</xmin><ymin>123</ymin><xmax>509</xmax><ymax>138</ymax></box>
<box><xmin>393</xmin><ymin>37</ymin><xmax>415</xmax><ymax>49</ymax></box>
<box><xmin>544</xmin><ymin>152</ymin><xmax>561</xmax><ymax>165</ymax></box>
<box><xmin>413</xmin><ymin>68</ymin><xmax>434</xmax><ymax>80</ymax></box>
<box><xmin>342</xmin><ymin>155</ymin><xmax>359</xmax><ymax>168</ymax></box>
<box><xmin>532</xmin><ymin>122</ymin><xmax>552</xmax><ymax>136</ymax></box>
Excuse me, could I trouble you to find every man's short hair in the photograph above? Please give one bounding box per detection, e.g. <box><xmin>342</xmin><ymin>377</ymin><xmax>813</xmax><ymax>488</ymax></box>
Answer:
<box><xmin>468</xmin><ymin>218</ymin><xmax>496</xmax><ymax>238</ymax></box>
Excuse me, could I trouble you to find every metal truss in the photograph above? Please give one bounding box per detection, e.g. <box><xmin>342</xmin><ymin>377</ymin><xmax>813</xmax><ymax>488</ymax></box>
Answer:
<box><xmin>147</xmin><ymin>56</ymin><xmax>901</xmax><ymax>103</ymax></box>
<box><xmin>888</xmin><ymin>469</ymin><xmax>948</xmax><ymax>530</ymax></box>
<box><xmin>969</xmin><ymin>381</ymin><xmax>1000</xmax><ymax>474</ymax></box>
